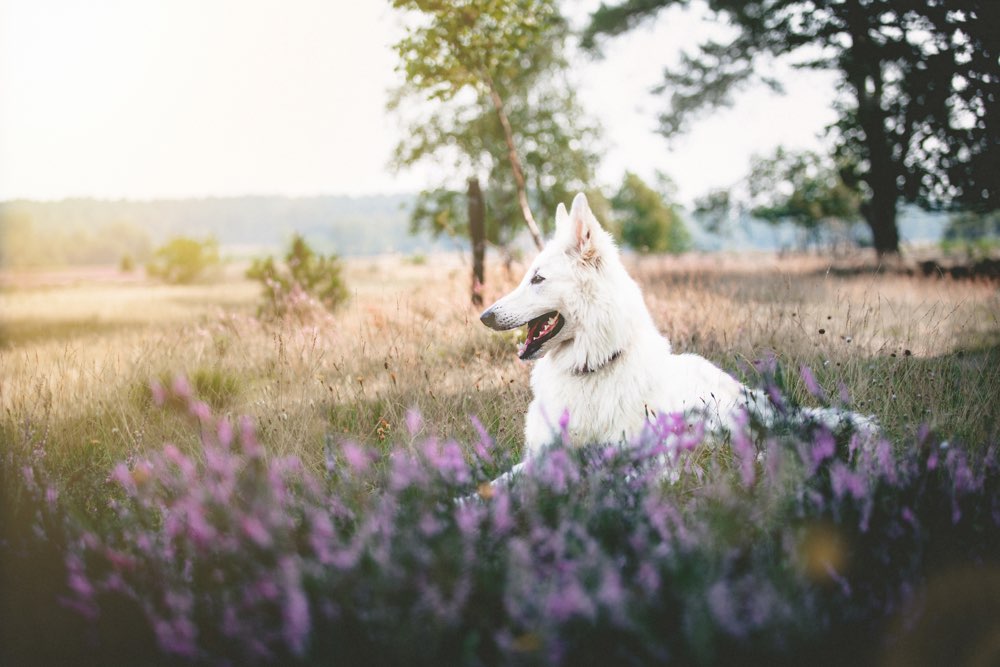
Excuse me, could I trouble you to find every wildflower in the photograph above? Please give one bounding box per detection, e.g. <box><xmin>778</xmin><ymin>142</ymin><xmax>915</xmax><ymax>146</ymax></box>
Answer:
<box><xmin>800</xmin><ymin>365</ymin><xmax>825</xmax><ymax>399</ymax></box>
<box><xmin>341</xmin><ymin>441</ymin><xmax>370</xmax><ymax>473</ymax></box>
<box><xmin>805</xmin><ymin>429</ymin><xmax>835</xmax><ymax>474</ymax></box>
<box><xmin>830</xmin><ymin>461</ymin><xmax>866</xmax><ymax>501</ymax></box>
<box><xmin>150</xmin><ymin>379</ymin><xmax>166</xmax><ymax>406</ymax></box>
<box><xmin>241</xmin><ymin>516</ymin><xmax>272</xmax><ymax>548</ymax></box>
<box><xmin>217</xmin><ymin>418</ymin><xmax>233</xmax><ymax>448</ymax></box>
<box><xmin>731</xmin><ymin>410</ymin><xmax>756</xmax><ymax>487</ymax></box>
<box><xmin>189</xmin><ymin>400</ymin><xmax>212</xmax><ymax>422</ymax></box>
<box><xmin>171</xmin><ymin>375</ymin><xmax>193</xmax><ymax>401</ymax></box>
<box><xmin>405</xmin><ymin>408</ymin><xmax>423</xmax><ymax>436</ymax></box>
<box><xmin>280</xmin><ymin>557</ymin><xmax>311</xmax><ymax>656</ymax></box>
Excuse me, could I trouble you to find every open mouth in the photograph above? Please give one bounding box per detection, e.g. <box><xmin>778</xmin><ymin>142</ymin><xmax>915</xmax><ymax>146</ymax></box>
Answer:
<box><xmin>517</xmin><ymin>311</ymin><xmax>565</xmax><ymax>360</ymax></box>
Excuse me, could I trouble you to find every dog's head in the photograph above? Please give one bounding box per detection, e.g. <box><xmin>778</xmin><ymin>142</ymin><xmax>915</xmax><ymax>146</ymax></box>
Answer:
<box><xmin>479</xmin><ymin>192</ymin><xmax>618</xmax><ymax>360</ymax></box>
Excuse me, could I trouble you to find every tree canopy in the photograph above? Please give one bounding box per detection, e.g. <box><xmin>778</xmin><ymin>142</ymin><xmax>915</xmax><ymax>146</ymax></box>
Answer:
<box><xmin>391</xmin><ymin>0</ymin><xmax>599</xmax><ymax>265</ymax></box>
<box><xmin>748</xmin><ymin>148</ymin><xmax>862</xmax><ymax>229</ymax></box>
<box><xmin>392</xmin><ymin>0</ymin><xmax>599</xmax><ymax>251</ymax></box>
<box><xmin>584</xmin><ymin>0</ymin><xmax>1000</xmax><ymax>255</ymax></box>
<box><xmin>612</xmin><ymin>172</ymin><xmax>690</xmax><ymax>253</ymax></box>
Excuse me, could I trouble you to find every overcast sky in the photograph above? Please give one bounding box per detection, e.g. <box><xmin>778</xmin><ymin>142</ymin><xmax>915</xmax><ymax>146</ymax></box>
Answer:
<box><xmin>0</xmin><ymin>0</ymin><xmax>840</xmax><ymax>207</ymax></box>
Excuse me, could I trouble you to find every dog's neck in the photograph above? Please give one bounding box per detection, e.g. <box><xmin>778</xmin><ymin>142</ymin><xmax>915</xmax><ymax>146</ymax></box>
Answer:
<box><xmin>558</xmin><ymin>264</ymin><xmax>666</xmax><ymax>375</ymax></box>
<box><xmin>572</xmin><ymin>349</ymin><xmax>623</xmax><ymax>375</ymax></box>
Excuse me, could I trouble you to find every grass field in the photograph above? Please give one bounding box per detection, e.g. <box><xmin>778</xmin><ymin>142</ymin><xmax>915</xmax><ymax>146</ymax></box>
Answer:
<box><xmin>3</xmin><ymin>251</ymin><xmax>1000</xmax><ymax>665</ymax></box>
<box><xmin>2</xmin><ymin>252</ymin><xmax>998</xmax><ymax>515</ymax></box>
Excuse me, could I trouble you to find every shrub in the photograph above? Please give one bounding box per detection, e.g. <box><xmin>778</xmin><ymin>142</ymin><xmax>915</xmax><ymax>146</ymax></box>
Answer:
<box><xmin>146</xmin><ymin>237</ymin><xmax>220</xmax><ymax>284</ymax></box>
<box><xmin>52</xmin><ymin>373</ymin><xmax>1000</xmax><ymax>665</ymax></box>
<box><xmin>246</xmin><ymin>234</ymin><xmax>348</xmax><ymax>319</ymax></box>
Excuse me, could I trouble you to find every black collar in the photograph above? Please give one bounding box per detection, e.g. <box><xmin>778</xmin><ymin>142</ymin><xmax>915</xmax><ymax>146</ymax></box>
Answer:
<box><xmin>574</xmin><ymin>350</ymin><xmax>623</xmax><ymax>375</ymax></box>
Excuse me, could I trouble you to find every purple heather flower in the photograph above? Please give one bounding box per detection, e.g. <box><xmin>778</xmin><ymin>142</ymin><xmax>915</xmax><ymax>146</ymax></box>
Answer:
<box><xmin>405</xmin><ymin>408</ymin><xmax>423</xmax><ymax>436</ymax></box>
<box><xmin>110</xmin><ymin>462</ymin><xmax>136</xmax><ymax>495</ymax></box>
<box><xmin>280</xmin><ymin>558</ymin><xmax>311</xmax><ymax>656</ymax></box>
<box><xmin>830</xmin><ymin>461</ymin><xmax>866</xmax><ymax>501</ymax></box>
<box><xmin>875</xmin><ymin>439</ymin><xmax>897</xmax><ymax>484</ymax></box>
<box><xmin>544</xmin><ymin>582</ymin><xmax>595</xmax><ymax>623</ymax></box>
<box><xmin>239</xmin><ymin>416</ymin><xmax>263</xmax><ymax>458</ymax></box>
<box><xmin>800</xmin><ymin>365</ymin><xmax>824</xmax><ymax>399</ymax></box>
<box><xmin>423</xmin><ymin>440</ymin><xmax>470</xmax><ymax>485</ymax></box>
<box><xmin>927</xmin><ymin>447</ymin><xmax>939</xmax><ymax>471</ymax></box>
<box><xmin>171</xmin><ymin>375</ymin><xmax>193</xmax><ymax>401</ymax></box>
<box><xmin>163</xmin><ymin>444</ymin><xmax>196</xmax><ymax>478</ymax></box>
<box><xmin>707</xmin><ymin>580</ymin><xmax>744</xmax><ymax>638</ymax></box>
<box><xmin>469</xmin><ymin>415</ymin><xmax>493</xmax><ymax>461</ymax></box>
<box><xmin>946</xmin><ymin>449</ymin><xmax>976</xmax><ymax>495</ymax></box>
<box><xmin>217</xmin><ymin>418</ymin><xmax>233</xmax><ymax>448</ymax></box>
<box><xmin>807</xmin><ymin>429</ymin><xmax>836</xmax><ymax>474</ymax></box>
<box><xmin>558</xmin><ymin>408</ymin><xmax>571</xmax><ymax>435</ymax></box>
<box><xmin>189</xmin><ymin>400</ymin><xmax>212</xmax><ymax>422</ymax></box>
<box><xmin>637</xmin><ymin>561</ymin><xmax>660</xmax><ymax>593</ymax></box>
<box><xmin>341</xmin><ymin>441</ymin><xmax>370</xmax><ymax>473</ymax></box>
<box><xmin>153</xmin><ymin>617</ymin><xmax>199</xmax><ymax>659</ymax></box>
<box><xmin>241</xmin><ymin>516</ymin><xmax>271</xmax><ymax>548</ymax></box>
<box><xmin>838</xmin><ymin>382</ymin><xmax>851</xmax><ymax>405</ymax></box>
<box><xmin>150</xmin><ymin>379</ymin><xmax>166</xmax><ymax>406</ymax></box>
<box><xmin>731</xmin><ymin>411</ymin><xmax>756</xmax><ymax>487</ymax></box>
<box><xmin>537</xmin><ymin>448</ymin><xmax>577</xmax><ymax>494</ymax></box>
<box><xmin>455</xmin><ymin>501</ymin><xmax>481</xmax><ymax>537</ymax></box>
<box><xmin>491</xmin><ymin>490</ymin><xmax>514</xmax><ymax>534</ymax></box>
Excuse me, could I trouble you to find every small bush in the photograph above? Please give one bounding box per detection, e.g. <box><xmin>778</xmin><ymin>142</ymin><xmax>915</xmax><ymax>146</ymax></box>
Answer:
<box><xmin>146</xmin><ymin>237</ymin><xmax>220</xmax><ymax>284</ymax></box>
<box><xmin>247</xmin><ymin>234</ymin><xmax>348</xmax><ymax>319</ymax></box>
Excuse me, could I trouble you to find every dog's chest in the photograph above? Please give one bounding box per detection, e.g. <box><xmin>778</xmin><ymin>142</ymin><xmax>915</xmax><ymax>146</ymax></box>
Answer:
<box><xmin>529</xmin><ymin>357</ymin><xmax>654</xmax><ymax>446</ymax></box>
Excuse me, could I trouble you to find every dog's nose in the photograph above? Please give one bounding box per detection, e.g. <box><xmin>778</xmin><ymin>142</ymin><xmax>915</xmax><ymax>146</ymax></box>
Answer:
<box><xmin>480</xmin><ymin>307</ymin><xmax>499</xmax><ymax>330</ymax></box>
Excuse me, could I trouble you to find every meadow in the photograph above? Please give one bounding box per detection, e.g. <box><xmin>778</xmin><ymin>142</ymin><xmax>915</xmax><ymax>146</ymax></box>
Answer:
<box><xmin>3</xmin><ymin>253</ymin><xmax>998</xmax><ymax>491</ymax></box>
<box><xmin>2</xmin><ymin>252</ymin><xmax>999</xmax><ymax>665</ymax></box>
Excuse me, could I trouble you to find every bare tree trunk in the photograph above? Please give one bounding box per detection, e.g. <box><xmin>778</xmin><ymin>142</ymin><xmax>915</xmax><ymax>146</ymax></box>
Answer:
<box><xmin>468</xmin><ymin>176</ymin><xmax>486</xmax><ymax>306</ymax></box>
<box><xmin>484</xmin><ymin>75</ymin><xmax>545</xmax><ymax>251</ymax></box>
<box><xmin>845</xmin><ymin>2</ymin><xmax>900</xmax><ymax>257</ymax></box>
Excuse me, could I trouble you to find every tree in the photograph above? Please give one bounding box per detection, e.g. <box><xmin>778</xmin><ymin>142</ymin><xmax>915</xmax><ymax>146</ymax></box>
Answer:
<box><xmin>612</xmin><ymin>172</ymin><xmax>690</xmax><ymax>253</ymax></box>
<box><xmin>390</xmin><ymin>0</ymin><xmax>599</xmax><ymax>302</ymax></box>
<box><xmin>584</xmin><ymin>0</ymin><xmax>1000</xmax><ymax>256</ymax></box>
<box><xmin>748</xmin><ymin>147</ymin><xmax>863</xmax><ymax>247</ymax></box>
<box><xmin>146</xmin><ymin>237</ymin><xmax>220</xmax><ymax>284</ymax></box>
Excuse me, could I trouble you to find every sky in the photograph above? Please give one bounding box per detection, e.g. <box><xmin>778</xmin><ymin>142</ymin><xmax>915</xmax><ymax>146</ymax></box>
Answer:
<box><xmin>0</xmin><ymin>0</ymin><xmax>840</xmax><ymax>207</ymax></box>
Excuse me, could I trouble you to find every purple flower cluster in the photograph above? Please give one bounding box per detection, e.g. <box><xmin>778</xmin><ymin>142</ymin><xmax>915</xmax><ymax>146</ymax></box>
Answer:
<box><xmin>54</xmin><ymin>374</ymin><xmax>1000</xmax><ymax>665</ymax></box>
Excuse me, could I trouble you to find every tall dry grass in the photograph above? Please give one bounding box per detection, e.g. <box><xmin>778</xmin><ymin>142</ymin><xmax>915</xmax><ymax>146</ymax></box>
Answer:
<box><xmin>2</xmin><ymin>252</ymin><xmax>998</xmax><ymax>513</ymax></box>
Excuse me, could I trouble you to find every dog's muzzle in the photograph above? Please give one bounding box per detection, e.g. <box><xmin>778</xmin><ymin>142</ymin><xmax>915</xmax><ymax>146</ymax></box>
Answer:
<box><xmin>479</xmin><ymin>307</ymin><xmax>504</xmax><ymax>331</ymax></box>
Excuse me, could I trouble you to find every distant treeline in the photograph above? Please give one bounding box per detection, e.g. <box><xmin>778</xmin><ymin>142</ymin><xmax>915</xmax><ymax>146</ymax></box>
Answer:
<box><xmin>0</xmin><ymin>194</ymin><xmax>952</xmax><ymax>269</ymax></box>
<box><xmin>0</xmin><ymin>195</ymin><xmax>459</xmax><ymax>268</ymax></box>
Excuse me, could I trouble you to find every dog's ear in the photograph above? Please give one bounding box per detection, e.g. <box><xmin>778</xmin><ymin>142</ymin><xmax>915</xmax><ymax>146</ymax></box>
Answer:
<box><xmin>569</xmin><ymin>192</ymin><xmax>600</xmax><ymax>263</ymax></box>
<box><xmin>555</xmin><ymin>202</ymin><xmax>569</xmax><ymax>233</ymax></box>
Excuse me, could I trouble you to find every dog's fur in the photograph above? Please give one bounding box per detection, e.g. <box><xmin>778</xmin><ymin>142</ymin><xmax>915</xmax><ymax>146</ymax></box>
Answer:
<box><xmin>481</xmin><ymin>193</ymin><xmax>872</xmax><ymax>461</ymax></box>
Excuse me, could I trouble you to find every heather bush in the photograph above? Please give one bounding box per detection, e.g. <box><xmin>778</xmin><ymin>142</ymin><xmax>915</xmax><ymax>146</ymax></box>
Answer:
<box><xmin>246</xmin><ymin>234</ymin><xmax>349</xmax><ymax>320</ymax></box>
<box><xmin>40</xmin><ymin>374</ymin><xmax>1000</xmax><ymax>666</ymax></box>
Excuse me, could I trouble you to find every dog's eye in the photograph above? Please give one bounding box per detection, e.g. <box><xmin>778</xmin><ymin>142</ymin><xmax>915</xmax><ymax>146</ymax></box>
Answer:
<box><xmin>530</xmin><ymin>274</ymin><xmax>545</xmax><ymax>285</ymax></box>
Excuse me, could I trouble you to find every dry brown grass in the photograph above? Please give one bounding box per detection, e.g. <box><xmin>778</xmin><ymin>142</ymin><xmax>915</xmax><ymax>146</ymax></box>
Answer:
<box><xmin>2</xmin><ymin>252</ymin><xmax>998</xmax><ymax>513</ymax></box>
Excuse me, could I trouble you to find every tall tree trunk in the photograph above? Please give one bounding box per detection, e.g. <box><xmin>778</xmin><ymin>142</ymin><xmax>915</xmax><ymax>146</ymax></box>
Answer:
<box><xmin>483</xmin><ymin>75</ymin><xmax>545</xmax><ymax>251</ymax></box>
<box><xmin>468</xmin><ymin>176</ymin><xmax>486</xmax><ymax>306</ymax></box>
<box><xmin>845</xmin><ymin>3</ymin><xmax>900</xmax><ymax>256</ymax></box>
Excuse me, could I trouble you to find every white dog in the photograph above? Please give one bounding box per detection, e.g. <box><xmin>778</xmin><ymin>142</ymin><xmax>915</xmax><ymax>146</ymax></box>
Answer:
<box><xmin>480</xmin><ymin>193</ymin><xmax>872</xmax><ymax>463</ymax></box>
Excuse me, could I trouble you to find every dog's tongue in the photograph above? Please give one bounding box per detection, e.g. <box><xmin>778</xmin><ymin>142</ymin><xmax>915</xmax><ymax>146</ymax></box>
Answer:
<box><xmin>525</xmin><ymin>319</ymin><xmax>543</xmax><ymax>343</ymax></box>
